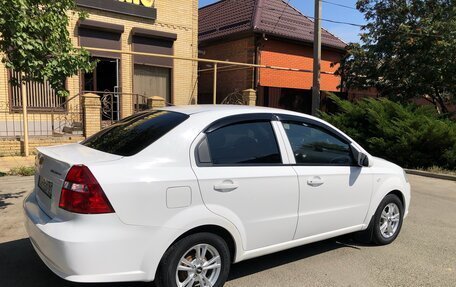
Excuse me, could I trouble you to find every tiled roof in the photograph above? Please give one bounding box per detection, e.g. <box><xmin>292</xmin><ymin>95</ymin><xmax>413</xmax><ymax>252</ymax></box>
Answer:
<box><xmin>199</xmin><ymin>0</ymin><xmax>347</xmax><ymax>50</ymax></box>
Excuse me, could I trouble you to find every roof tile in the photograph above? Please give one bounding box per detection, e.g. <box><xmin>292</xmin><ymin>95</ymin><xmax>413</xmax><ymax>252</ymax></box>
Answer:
<box><xmin>199</xmin><ymin>0</ymin><xmax>347</xmax><ymax>50</ymax></box>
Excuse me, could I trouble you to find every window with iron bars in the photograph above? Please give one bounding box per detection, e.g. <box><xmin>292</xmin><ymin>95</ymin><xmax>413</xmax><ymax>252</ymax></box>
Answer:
<box><xmin>8</xmin><ymin>70</ymin><xmax>67</xmax><ymax>112</ymax></box>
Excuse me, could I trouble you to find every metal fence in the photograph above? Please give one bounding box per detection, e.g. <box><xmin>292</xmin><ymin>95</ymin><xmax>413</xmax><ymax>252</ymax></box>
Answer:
<box><xmin>0</xmin><ymin>91</ymin><xmax>152</xmax><ymax>139</ymax></box>
<box><xmin>50</xmin><ymin>93</ymin><xmax>84</xmax><ymax>136</ymax></box>
<box><xmin>81</xmin><ymin>91</ymin><xmax>149</xmax><ymax>128</ymax></box>
<box><xmin>0</xmin><ymin>100</ymin><xmax>58</xmax><ymax>137</ymax></box>
<box><xmin>8</xmin><ymin>70</ymin><xmax>66</xmax><ymax>112</ymax></box>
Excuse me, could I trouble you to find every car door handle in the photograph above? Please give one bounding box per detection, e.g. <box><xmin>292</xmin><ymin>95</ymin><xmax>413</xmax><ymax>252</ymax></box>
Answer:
<box><xmin>307</xmin><ymin>176</ymin><xmax>324</xmax><ymax>187</ymax></box>
<box><xmin>214</xmin><ymin>181</ymin><xmax>238</xmax><ymax>192</ymax></box>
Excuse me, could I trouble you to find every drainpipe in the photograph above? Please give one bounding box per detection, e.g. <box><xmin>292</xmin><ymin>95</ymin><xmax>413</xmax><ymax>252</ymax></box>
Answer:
<box><xmin>213</xmin><ymin>63</ymin><xmax>217</xmax><ymax>104</ymax></box>
<box><xmin>253</xmin><ymin>35</ymin><xmax>260</xmax><ymax>90</ymax></box>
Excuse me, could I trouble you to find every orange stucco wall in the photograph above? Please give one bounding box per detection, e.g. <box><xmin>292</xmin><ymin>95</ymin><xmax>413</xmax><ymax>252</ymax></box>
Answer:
<box><xmin>259</xmin><ymin>40</ymin><xmax>343</xmax><ymax>92</ymax></box>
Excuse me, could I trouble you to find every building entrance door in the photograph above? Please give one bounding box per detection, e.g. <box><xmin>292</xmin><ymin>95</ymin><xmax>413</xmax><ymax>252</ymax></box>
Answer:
<box><xmin>83</xmin><ymin>57</ymin><xmax>120</xmax><ymax>121</ymax></box>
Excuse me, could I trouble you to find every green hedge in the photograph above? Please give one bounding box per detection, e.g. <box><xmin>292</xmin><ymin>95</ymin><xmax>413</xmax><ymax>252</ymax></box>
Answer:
<box><xmin>320</xmin><ymin>96</ymin><xmax>456</xmax><ymax>170</ymax></box>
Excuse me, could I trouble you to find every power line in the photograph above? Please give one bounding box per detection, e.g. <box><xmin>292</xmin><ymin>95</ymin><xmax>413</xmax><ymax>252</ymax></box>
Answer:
<box><xmin>321</xmin><ymin>0</ymin><xmax>358</xmax><ymax>11</ymax></box>
<box><xmin>259</xmin><ymin>6</ymin><xmax>364</xmax><ymax>27</ymax></box>
<box><xmin>202</xmin><ymin>2</ymin><xmax>451</xmax><ymax>39</ymax></box>
<box><xmin>201</xmin><ymin>1</ymin><xmax>363</xmax><ymax>28</ymax></box>
<box><xmin>271</xmin><ymin>0</ymin><xmax>292</xmax><ymax>33</ymax></box>
<box><xmin>262</xmin><ymin>5</ymin><xmax>453</xmax><ymax>37</ymax></box>
<box><xmin>307</xmin><ymin>15</ymin><xmax>364</xmax><ymax>27</ymax></box>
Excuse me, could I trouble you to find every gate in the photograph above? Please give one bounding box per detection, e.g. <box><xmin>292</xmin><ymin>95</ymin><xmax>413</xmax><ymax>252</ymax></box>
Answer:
<box><xmin>82</xmin><ymin>90</ymin><xmax>149</xmax><ymax>127</ymax></box>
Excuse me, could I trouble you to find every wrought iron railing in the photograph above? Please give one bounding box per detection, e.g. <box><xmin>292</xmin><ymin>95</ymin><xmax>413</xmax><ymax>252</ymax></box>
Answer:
<box><xmin>1</xmin><ymin>91</ymin><xmax>152</xmax><ymax>138</ymax></box>
<box><xmin>50</xmin><ymin>93</ymin><xmax>84</xmax><ymax>136</ymax></box>
<box><xmin>0</xmin><ymin>100</ymin><xmax>67</xmax><ymax>138</ymax></box>
<box><xmin>221</xmin><ymin>90</ymin><xmax>245</xmax><ymax>105</ymax></box>
<box><xmin>81</xmin><ymin>91</ymin><xmax>149</xmax><ymax>128</ymax></box>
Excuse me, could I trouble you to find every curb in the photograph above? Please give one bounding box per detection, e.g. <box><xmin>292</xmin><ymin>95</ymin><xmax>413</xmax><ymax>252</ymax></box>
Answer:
<box><xmin>405</xmin><ymin>169</ymin><xmax>456</xmax><ymax>182</ymax></box>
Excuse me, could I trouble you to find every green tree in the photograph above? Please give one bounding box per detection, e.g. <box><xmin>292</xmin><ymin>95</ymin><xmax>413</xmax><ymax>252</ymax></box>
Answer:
<box><xmin>338</xmin><ymin>0</ymin><xmax>456</xmax><ymax>114</ymax></box>
<box><xmin>0</xmin><ymin>0</ymin><xmax>95</xmax><ymax>97</ymax></box>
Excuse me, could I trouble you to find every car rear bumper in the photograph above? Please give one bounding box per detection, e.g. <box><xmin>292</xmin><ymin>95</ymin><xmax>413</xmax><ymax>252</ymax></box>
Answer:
<box><xmin>23</xmin><ymin>191</ymin><xmax>175</xmax><ymax>283</ymax></box>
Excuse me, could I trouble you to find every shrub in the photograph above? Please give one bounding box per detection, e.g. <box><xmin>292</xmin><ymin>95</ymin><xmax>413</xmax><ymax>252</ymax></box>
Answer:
<box><xmin>320</xmin><ymin>96</ymin><xmax>456</xmax><ymax>170</ymax></box>
<box><xmin>8</xmin><ymin>166</ymin><xmax>36</xmax><ymax>176</ymax></box>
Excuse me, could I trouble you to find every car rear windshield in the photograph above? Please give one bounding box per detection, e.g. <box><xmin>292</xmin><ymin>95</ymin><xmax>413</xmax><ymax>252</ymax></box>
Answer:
<box><xmin>81</xmin><ymin>110</ymin><xmax>189</xmax><ymax>156</ymax></box>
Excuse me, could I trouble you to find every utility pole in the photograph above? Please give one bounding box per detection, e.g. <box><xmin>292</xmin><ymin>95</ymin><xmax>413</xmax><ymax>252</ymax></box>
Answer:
<box><xmin>311</xmin><ymin>0</ymin><xmax>322</xmax><ymax>116</ymax></box>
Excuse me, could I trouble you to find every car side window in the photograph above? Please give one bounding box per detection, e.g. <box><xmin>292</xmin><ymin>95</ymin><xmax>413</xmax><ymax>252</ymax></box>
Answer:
<box><xmin>282</xmin><ymin>122</ymin><xmax>354</xmax><ymax>166</ymax></box>
<box><xmin>206</xmin><ymin>121</ymin><xmax>282</xmax><ymax>165</ymax></box>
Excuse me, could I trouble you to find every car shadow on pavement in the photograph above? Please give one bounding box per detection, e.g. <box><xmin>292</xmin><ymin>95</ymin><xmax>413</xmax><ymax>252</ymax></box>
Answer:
<box><xmin>228</xmin><ymin>235</ymin><xmax>365</xmax><ymax>281</ymax></box>
<box><xmin>0</xmin><ymin>236</ymin><xmax>370</xmax><ymax>287</ymax></box>
<box><xmin>0</xmin><ymin>238</ymin><xmax>151</xmax><ymax>287</ymax></box>
<box><xmin>0</xmin><ymin>191</ymin><xmax>26</xmax><ymax>210</ymax></box>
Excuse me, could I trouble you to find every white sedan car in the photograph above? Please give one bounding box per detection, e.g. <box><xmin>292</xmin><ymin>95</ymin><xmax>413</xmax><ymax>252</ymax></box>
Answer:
<box><xmin>24</xmin><ymin>105</ymin><xmax>410</xmax><ymax>287</ymax></box>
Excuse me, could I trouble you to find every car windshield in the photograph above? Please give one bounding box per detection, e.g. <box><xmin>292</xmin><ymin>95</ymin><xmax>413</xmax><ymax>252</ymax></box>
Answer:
<box><xmin>81</xmin><ymin>110</ymin><xmax>189</xmax><ymax>156</ymax></box>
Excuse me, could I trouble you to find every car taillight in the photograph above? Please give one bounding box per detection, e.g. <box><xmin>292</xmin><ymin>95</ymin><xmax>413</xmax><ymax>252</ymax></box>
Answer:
<box><xmin>59</xmin><ymin>165</ymin><xmax>114</xmax><ymax>214</ymax></box>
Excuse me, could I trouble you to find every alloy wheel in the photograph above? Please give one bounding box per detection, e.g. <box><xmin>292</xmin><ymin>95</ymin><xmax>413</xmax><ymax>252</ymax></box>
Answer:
<box><xmin>175</xmin><ymin>243</ymin><xmax>222</xmax><ymax>287</ymax></box>
<box><xmin>379</xmin><ymin>203</ymin><xmax>401</xmax><ymax>239</ymax></box>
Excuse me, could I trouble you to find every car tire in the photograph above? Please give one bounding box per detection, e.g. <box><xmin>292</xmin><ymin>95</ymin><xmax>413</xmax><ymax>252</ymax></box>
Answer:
<box><xmin>371</xmin><ymin>194</ymin><xmax>404</xmax><ymax>245</ymax></box>
<box><xmin>155</xmin><ymin>232</ymin><xmax>231</xmax><ymax>287</ymax></box>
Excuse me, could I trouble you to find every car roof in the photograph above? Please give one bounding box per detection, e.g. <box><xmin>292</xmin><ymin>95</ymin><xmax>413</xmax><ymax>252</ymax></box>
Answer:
<box><xmin>158</xmin><ymin>104</ymin><xmax>313</xmax><ymax>118</ymax></box>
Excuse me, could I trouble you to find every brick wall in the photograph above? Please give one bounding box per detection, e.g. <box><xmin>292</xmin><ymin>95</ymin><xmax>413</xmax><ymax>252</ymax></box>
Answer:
<box><xmin>69</xmin><ymin>0</ymin><xmax>198</xmax><ymax>114</ymax></box>
<box><xmin>0</xmin><ymin>136</ymin><xmax>85</xmax><ymax>157</ymax></box>
<box><xmin>198</xmin><ymin>37</ymin><xmax>256</xmax><ymax>103</ymax></box>
<box><xmin>259</xmin><ymin>39</ymin><xmax>344</xmax><ymax>92</ymax></box>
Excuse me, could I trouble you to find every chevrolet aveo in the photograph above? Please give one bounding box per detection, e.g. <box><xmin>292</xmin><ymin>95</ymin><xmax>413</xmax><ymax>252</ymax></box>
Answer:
<box><xmin>24</xmin><ymin>105</ymin><xmax>410</xmax><ymax>287</ymax></box>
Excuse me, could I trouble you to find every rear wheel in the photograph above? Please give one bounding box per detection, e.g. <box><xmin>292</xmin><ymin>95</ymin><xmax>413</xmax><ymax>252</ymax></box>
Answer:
<box><xmin>156</xmin><ymin>233</ymin><xmax>231</xmax><ymax>287</ymax></box>
<box><xmin>371</xmin><ymin>194</ymin><xmax>404</xmax><ymax>245</ymax></box>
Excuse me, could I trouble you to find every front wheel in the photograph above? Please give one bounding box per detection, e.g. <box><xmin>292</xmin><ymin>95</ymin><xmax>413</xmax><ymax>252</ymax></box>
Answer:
<box><xmin>371</xmin><ymin>194</ymin><xmax>404</xmax><ymax>245</ymax></box>
<box><xmin>155</xmin><ymin>232</ymin><xmax>231</xmax><ymax>287</ymax></box>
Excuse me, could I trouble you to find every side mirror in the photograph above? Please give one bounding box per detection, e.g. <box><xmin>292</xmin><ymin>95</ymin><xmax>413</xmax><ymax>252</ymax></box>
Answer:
<box><xmin>350</xmin><ymin>144</ymin><xmax>369</xmax><ymax>167</ymax></box>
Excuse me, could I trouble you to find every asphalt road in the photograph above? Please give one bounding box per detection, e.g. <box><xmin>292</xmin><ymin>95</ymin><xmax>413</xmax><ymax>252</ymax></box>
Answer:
<box><xmin>0</xmin><ymin>174</ymin><xmax>455</xmax><ymax>287</ymax></box>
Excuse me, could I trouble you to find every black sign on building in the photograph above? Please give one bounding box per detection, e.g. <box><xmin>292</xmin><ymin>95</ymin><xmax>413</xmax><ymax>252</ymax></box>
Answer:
<box><xmin>76</xmin><ymin>0</ymin><xmax>157</xmax><ymax>20</ymax></box>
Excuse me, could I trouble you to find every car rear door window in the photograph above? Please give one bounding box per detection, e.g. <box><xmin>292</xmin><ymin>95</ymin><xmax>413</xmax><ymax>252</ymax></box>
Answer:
<box><xmin>206</xmin><ymin>121</ymin><xmax>282</xmax><ymax>165</ymax></box>
<box><xmin>82</xmin><ymin>110</ymin><xmax>189</xmax><ymax>156</ymax></box>
<box><xmin>282</xmin><ymin>122</ymin><xmax>354</xmax><ymax>165</ymax></box>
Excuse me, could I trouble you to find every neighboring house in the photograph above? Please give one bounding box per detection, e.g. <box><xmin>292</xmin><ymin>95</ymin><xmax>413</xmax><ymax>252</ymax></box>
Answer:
<box><xmin>0</xmin><ymin>0</ymin><xmax>198</xmax><ymax>155</ymax></box>
<box><xmin>198</xmin><ymin>0</ymin><xmax>347</xmax><ymax>114</ymax></box>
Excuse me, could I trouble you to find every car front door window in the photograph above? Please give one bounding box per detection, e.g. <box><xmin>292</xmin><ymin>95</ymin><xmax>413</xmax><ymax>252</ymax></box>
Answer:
<box><xmin>282</xmin><ymin>122</ymin><xmax>354</xmax><ymax>166</ymax></box>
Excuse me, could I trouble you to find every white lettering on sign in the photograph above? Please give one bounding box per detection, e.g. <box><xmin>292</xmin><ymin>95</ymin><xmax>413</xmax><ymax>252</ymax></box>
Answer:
<box><xmin>118</xmin><ymin>0</ymin><xmax>154</xmax><ymax>8</ymax></box>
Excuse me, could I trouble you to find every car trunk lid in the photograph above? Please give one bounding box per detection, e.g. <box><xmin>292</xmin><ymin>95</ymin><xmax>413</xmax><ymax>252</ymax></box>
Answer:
<box><xmin>35</xmin><ymin>143</ymin><xmax>122</xmax><ymax>219</ymax></box>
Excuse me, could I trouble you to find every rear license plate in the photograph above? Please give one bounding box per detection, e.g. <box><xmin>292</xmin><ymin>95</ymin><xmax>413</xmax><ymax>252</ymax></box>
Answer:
<box><xmin>38</xmin><ymin>176</ymin><xmax>53</xmax><ymax>199</ymax></box>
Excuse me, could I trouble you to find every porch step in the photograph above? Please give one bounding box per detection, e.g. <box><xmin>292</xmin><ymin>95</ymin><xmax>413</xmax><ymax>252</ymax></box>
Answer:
<box><xmin>62</xmin><ymin>122</ymin><xmax>83</xmax><ymax>135</ymax></box>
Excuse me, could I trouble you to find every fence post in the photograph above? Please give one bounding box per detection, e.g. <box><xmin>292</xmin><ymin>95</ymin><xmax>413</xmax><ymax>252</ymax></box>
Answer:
<box><xmin>82</xmin><ymin>93</ymin><xmax>101</xmax><ymax>138</ymax></box>
<box><xmin>21</xmin><ymin>77</ymin><xmax>29</xmax><ymax>156</ymax></box>
<box><xmin>147</xmin><ymin>96</ymin><xmax>166</xmax><ymax>109</ymax></box>
<box><xmin>242</xmin><ymin>89</ymin><xmax>257</xmax><ymax>106</ymax></box>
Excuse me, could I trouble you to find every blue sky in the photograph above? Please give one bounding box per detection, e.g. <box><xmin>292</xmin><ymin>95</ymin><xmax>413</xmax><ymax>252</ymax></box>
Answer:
<box><xmin>198</xmin><ymin>0</ymin><xmax>366</xmax><ymax>43</ymax></box>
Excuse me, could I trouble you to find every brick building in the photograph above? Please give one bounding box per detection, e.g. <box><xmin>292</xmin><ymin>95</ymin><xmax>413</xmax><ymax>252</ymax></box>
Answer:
<box><xmin>198</xmin><ymin>0</ymin><xmax>347</xmax><ymax>114</ymax></box>
<box><xmin>0</xmin><ymin>0</ymin><xmax>198</xmax><ymax>142</ymax></box>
